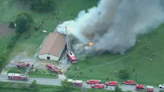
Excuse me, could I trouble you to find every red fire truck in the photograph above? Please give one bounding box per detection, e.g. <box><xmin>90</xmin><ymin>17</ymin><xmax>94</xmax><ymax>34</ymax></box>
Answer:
<box><xmin>105</xmin><ymin>81</ymin><xmax>118</xmax><ymax>86</ymax></box>
<box><xmin>67</xmin><ymin>79</ymin><xmax>83</xmax><ymax>87</ymax></box>
<box><xmin>91</xmin><ymin>84</ymin><xmax>104</xmax><ymax>89</ymax></box>
<box><xmin>66</xmin><ymin>51</ymin><xmax>77</xmax><ymax>64</ymax></box>
<box><xmin>8</xmin><ymin>73</ymin><xmax>28</xmax><ymax>81</ymax></box>
<box><xmin>86</xmin><ymin>79</ymin><xmax>101</xmax><ymax>84</ymax></box>
<box><xmin>123</xmin><ymin>80</ymin><xmax>136</xmax><ymax>85</ymax></box>
<box><xmin>17</xmin><ymin>62</ymin><xmax>33</xmax><ymax>68</ymax></box>
<box><xmin>146</xmin><ymin>85</ymin><xmax>154</xmax><ymax>92</ymax></box>
<box><xmin>46</xmin><ymin>64</ymin><xmax>62</xmax><ymax>74</ymax></box>
<box><xmin>135</xmin><ymin>84</ymin><xmax>144</xmax><ymax>91</ymax></box>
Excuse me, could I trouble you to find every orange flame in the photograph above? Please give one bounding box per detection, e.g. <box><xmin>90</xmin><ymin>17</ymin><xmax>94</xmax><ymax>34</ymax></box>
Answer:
<box><xmin>89</xmin><ymin>35</ymin><xmax>92</xmax><ymax>38</ymax></box>
<box><xmin>88</xmin><ymin>43</ymin><xmax>94</xmax><ymax>46</ymax></box>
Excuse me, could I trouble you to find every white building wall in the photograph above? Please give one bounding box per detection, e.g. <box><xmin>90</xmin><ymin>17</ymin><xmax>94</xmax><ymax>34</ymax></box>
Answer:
<box><xmin>38</xmin><ymin>54</ymin><xmax>59</xmax><ymax>61</ymax></box>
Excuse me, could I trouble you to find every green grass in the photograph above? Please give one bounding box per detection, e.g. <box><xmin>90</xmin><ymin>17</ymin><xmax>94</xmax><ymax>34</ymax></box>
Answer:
<box><xmin>7</xmin><ymin>68</ymin><xmax>58</xmax><ymax>78</ymax></box>
<box><xmin>0</xmin><ymin>35</ymin><xmax>12</xmax><ymax>53</ymax></box>
<box><xmin>66</xmin><ymin>23</ymin><xmax>164</xmax><ymax>86</ymax></box>
<box><xmin>0</xmin><ymin>0</ymin><xmax>97</xmax><ymax>69</ymax></box>
<box><xmin>0</xmin><ymin>82</ymin><xmax>111</xmax><ymax>92</ymax></box>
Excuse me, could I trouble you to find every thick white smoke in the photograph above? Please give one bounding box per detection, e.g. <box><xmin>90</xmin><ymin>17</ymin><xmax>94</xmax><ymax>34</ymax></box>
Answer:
<box><xmin>57</xmin><ymin>0</ymin><xmax>164</xmax><ymax>55</ymax></box>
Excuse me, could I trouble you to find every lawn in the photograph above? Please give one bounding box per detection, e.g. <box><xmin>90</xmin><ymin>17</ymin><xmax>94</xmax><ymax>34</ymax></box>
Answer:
<box><xmin>0</xmin><ymin>0</ymin><xmax>98</xmax><ymax>69</ymax></box>
<box><xmin>7</xmin><ymin>67</ymin><xmax>58</xmax><ymax>78</ymax></box>
<box><xmin>0</xmin><ymin>35</ymin><xmax>12</xmax><ymax>53</ymax></box>
<box><xmin>66</xmin><ymin>23</ymin><xmax>164</xmax><ymax>86</ymax></box>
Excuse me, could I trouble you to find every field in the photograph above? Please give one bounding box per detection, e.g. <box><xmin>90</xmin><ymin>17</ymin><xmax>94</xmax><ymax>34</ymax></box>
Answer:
<box><xmin>1</xmin><ymin>0</ymin><xmax>164</xmax><ymax>87</ymax></box>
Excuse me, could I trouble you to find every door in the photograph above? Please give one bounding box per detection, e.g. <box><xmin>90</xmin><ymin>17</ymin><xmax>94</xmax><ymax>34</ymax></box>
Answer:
<box><xmin>47</xmin><ymin>56</ymin><xmax>50</xmax><ymax>60</ymax></box>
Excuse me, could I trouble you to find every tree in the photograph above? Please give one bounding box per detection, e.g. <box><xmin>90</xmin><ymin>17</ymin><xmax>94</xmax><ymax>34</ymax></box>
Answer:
<box><xmin>115</xmin><ymin>85</ymin><xmax>122</xmax><ymax>92</ymax></box>
<box><xmin>118</xmin><ymin>68</ymin><xmax>129</xmax><ymax>79</ymax></box>
<box><xmin>15</xmin><ymin>12</ymin><xmax>33</xmax><ymax>33</ymax></box>
<box><xmin>30</xmin><ymin>80</ymin><xmax>38</xmax><ymax>88</ymax></box>
<box><xmin>9</xmin><ymin>22</ymin><xmax>15</xmax><ymax>28</ymax></box>
<box><xmin>61</xmin><ymin>79</ymin><xmax>73</xmax><ymax>92</ymax></box>
<box><xmin>30</xmin><ymin>0</ymin><xmax>54</xmax><ymax>12</ymax></box>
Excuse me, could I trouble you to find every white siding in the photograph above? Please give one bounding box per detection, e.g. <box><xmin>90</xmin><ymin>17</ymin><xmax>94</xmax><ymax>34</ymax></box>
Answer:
<box><xmin>38</xmin><ymin>54</ymin><xmax>59</xmax><ymax>61</ymax></box>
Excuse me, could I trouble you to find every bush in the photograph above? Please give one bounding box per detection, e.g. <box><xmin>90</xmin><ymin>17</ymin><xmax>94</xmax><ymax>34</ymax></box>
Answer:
<box><xmin>115</xmin><ymin>85</ymin><xmax>122</xmax><ymax>92</ymax></box>
<box><xmin>30</xmin><ymin>0</ymin><xmax>54</xmax><ymax>12</ymax></box>
<box><xmin>61</xmin><ymin>79</ymin><xmax>73</xmax><ymax>92</ymax></box>
<box><xmin>9</xmin><ymin>22</ymin><xmax>15</xmax><ymax>28</ymax></box>
<box><xmin>118</xmin><ymin>68</ymin><xmax>129</xmax><ymax>79</ymax></box>
<box><xmin>30</xmin><ymin>80</ymin><xmax>38</xmax><ymax>88</ymax></box>
<box><xmin>7</xmin><ymin>32</ymin><xmax>21</xmax><ymax>49</ymax></box>
<box><xmin>0</xmin><ymin>54</ymin><xmax>6</xmax><ymax>66</ymax></box>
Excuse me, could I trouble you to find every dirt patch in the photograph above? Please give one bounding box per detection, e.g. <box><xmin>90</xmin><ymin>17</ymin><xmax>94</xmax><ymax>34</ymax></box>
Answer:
<box><xmin>0</xmin><ymin>23</ymin><xmax>14</xmax><ymax>37</ymax></box>
<box><xmin>6</xmin><ymin>55</ymin><xmax>33</xmax><ymax>68</ymax></box>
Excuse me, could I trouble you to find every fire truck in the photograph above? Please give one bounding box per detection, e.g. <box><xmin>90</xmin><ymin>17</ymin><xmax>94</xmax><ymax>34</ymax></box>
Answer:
<box><xmin>105</xmin><ymin>81</ymin><xmax>118</xmax><ymax>86</ymax></box>
<box><xmin>66</xmin><ymin>51</ymin><xmax>77</xmax><ymax>64</ymax></box>
<box><xmin>91</xmin><ymin>84</ymin><xmax>104</xmax><ymax>89</ymax></box>
<box><xmin>16</xmin><ymin>62</ymin><xmax>33</xmax><ymax>68</ymax></box>
<box><xmin>146</xmin><ymin>85</ymin><xmax>154</xmax><ymax>92</ymax></box>
<box><xmin>46</xmin><ymin>64</ymin><xmax>55</xmax><ymax>70</ymax></box>
<box><xmin>67</xmin><ymin>79</ymin><xmax>83</xmax><ymax>87</ymax></box>
<box><xmin>8</xmin><ymin>73</ymin><xmax>28</xmax><ymax>81</ymax></box>
<box><xmin>86</xmin><ymin>79</ymin><xmax>101</xmax><ymax>84</ymax></box>
<box><xmin>135</xmin><ymin>84</ymin><xmax>144</xmax><ymax>91</ymax></box>
<box><xmin>46</xmin><ymin>64</ymin><xmax>62</xmax><ymax>74</ymax></box>
<box><xmin>123</xmin><ymin>80</ymin><xmax>136</xmax><ymax>85</ymax></box>
<box><xmin>65</xmin><ymin>27</ymin><xmax>77</xmax><ymax>64</ymax></box>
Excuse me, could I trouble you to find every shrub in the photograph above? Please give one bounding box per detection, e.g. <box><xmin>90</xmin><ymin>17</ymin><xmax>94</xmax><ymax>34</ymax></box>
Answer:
<box><xmin>118</xmin><ymin>68</ymin><xmax>129</xmax><ymax>79</ymax></box>
<box><xmin>115</xmin><ymin>85</ymin><xmax>122</xmax><ymax>92</ymax></box>
<box><xmin>9</xmin><ymin>22</ymin><xmax>15</xmax><ymax>28</ymax></box>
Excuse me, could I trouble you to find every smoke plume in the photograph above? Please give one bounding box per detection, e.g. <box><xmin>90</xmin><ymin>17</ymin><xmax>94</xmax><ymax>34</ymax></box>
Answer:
<box><xmin>56</xmin><ymin>0</ymin><xmax>164</xmax><ymax>55</ymax></box>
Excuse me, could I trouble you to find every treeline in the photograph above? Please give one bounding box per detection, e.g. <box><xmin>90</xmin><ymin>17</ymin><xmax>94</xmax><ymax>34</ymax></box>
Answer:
<box><xmin>21</xmin><ymin>0</ymin><xmax>54</xmax><ymax>12</ymax></box>
<box><xmin>0</xmin><ymin>12</ymin><xmax>33</xmax><ymax>70</ymax></box>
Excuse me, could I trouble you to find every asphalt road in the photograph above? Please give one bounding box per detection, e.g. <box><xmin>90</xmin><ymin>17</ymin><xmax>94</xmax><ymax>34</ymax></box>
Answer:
<box><xmin>0</xmin><ymin>74</ymin><xmax>162</xmax><ymax>92</ymax></box>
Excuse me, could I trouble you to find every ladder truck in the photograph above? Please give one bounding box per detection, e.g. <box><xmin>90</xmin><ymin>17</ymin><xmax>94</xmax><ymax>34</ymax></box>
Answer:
<box><xmin>65</xmin><ymin>27</ymin><xmax>77</xmax><ymax>64</ymax></box>
<box><xmin>8</xmin><ymin>60</ymin><xmax>35</xmax><ymax>81</ymax></box>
